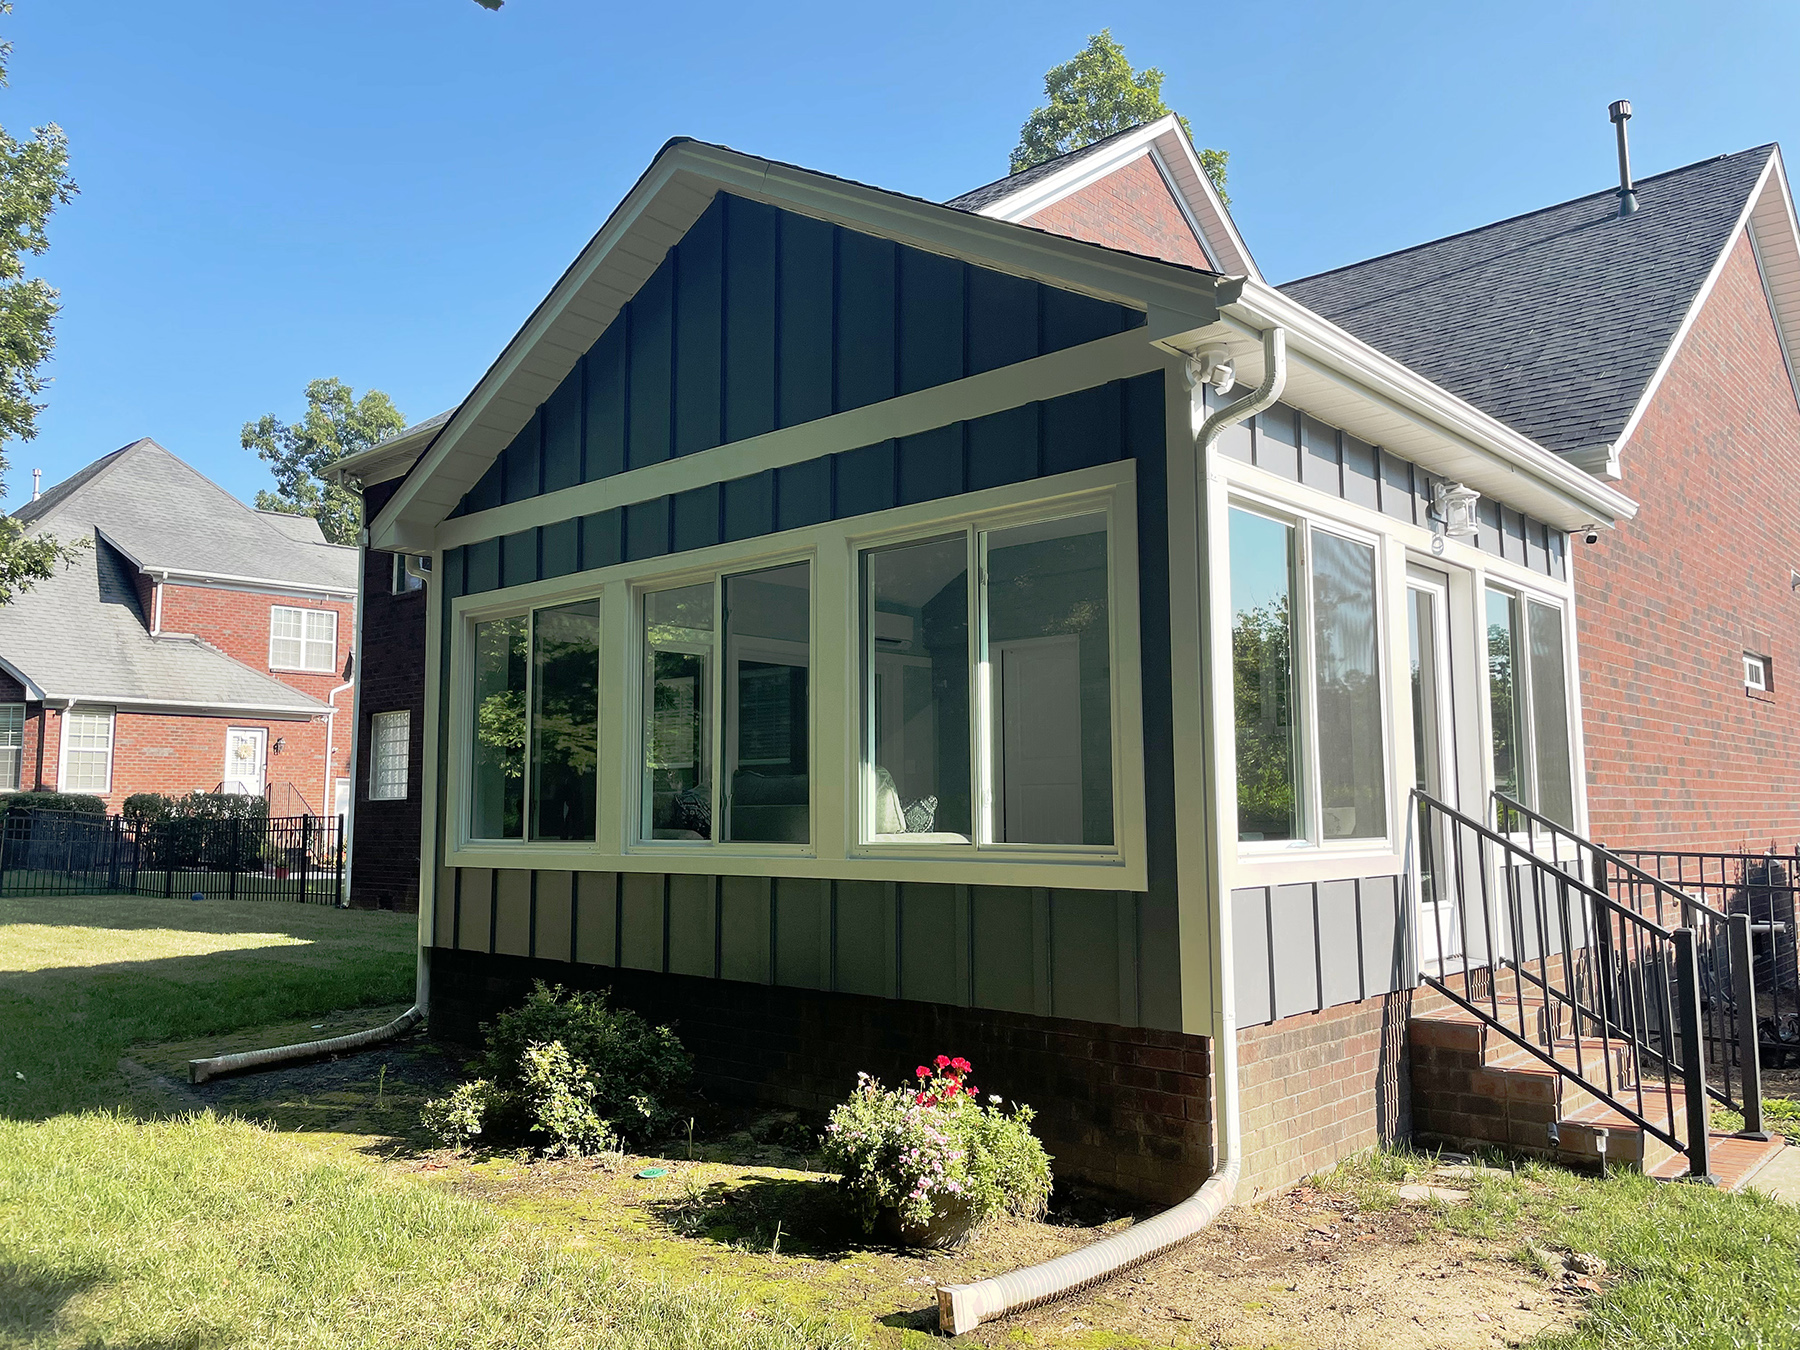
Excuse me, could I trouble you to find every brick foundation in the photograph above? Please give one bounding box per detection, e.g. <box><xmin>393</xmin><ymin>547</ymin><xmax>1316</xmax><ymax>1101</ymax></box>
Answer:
<box><xmin>1236</xmin><ymin>992</ymin><xmax>1414</xmax><ymax>1198</ymax></box>
<box><xmin>427</xmin><ymin>945</ymin><xmax>1215</xmax><ymax>1206</ymax></box>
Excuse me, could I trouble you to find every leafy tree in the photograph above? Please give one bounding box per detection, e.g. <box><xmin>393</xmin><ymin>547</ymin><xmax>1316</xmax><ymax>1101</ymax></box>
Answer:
<box><xmin>0</xmin><ymin>2</ymin><xmax>84</xmax><ymax>604</ymax></box>
<box><xmin>242</xmin><ymin>378</ymin><xmax>405</xmax><ymax>545</ymax></box>
<box><xmin>1011</xmin><ymin>30</ymin><xmax>1229</xmax><ymax>204</ymax></box>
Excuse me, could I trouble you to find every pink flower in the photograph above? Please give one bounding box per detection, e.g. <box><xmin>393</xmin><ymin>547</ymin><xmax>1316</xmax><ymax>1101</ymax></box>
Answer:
<box><xmin>935</xmin><ymin>1055</ymin><xmax>951</xmax><ymax>1069</ymax></box>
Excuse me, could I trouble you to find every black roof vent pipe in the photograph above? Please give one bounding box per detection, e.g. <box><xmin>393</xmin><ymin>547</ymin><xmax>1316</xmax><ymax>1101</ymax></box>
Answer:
<box><xmin>1610</xmin><ymin>100</ymin><xmax>1640</xmax><ymax>217</ymax></box>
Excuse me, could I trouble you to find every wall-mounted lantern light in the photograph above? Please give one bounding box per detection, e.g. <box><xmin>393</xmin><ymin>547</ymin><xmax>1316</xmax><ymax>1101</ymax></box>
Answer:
<box><xmin>1432</xmin><ymin>481</ymin><xmax>1481</xmax><ymax>539</ymax></box>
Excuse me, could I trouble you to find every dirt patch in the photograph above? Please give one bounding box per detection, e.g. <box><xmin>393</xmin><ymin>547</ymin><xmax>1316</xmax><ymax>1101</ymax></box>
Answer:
<box><xmin>415</xmin><ymin>1135</ymin><xmax>1576</xmax><ymax>1349</ymax></box>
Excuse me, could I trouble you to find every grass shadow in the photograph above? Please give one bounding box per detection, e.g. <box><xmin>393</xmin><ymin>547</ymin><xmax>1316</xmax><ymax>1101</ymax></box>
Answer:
<box><xmin>647</xmin><ymin>1173</ymin><xmax>867</xmax><ymax>1258</ymax></box>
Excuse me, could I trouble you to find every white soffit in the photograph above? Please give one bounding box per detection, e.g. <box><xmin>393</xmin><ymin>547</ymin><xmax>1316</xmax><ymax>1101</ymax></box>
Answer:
<box><xmin>1204</xmin><ymin>283</ymin><xmax>1637</xmax><ymax>532</ymax></box>
<box><xmin>371</xmin><ymin>140</ymin><xmax>1233</xmax><ymax>550</ymax></box>
<box><xmin>1748</xmin><ymin>150</ymin><xmax>1800</xmax><ymax>406</ymax></box>
<box><xmin>969</xmin><ymin>114</ymin><xmax>1262</xmax><ymax>282</ymax></box>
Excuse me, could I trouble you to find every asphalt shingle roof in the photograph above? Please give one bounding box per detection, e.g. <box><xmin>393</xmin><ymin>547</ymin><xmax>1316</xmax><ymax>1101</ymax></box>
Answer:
<box><xmin>15</xmin><ymin>439</ymin><xmax>358</xmax><ymax>590</ymax></box>
<box><xmin>0</xmin><ymin>535</ymin><xmax>330</xmax><ymax>710</ymax></box>
<box><xmin>1280</xmin><ymin>146</ymin><xmax>1776</xmax><ymax>456</ymax></box>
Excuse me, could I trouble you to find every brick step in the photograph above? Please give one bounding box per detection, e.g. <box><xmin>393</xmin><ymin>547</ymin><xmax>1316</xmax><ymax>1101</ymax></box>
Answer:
<box><xmin>1647</xmin><ymin>1132</ymin><xmax>1790</xmax><ymax>1191</ymax></box>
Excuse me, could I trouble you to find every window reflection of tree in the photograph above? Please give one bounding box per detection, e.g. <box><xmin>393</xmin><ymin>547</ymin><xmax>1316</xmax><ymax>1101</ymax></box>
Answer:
<box><xmin>1234</xmin><ymin>593</ymin><xmax>1297</xmax><ymax>841</ymax></box>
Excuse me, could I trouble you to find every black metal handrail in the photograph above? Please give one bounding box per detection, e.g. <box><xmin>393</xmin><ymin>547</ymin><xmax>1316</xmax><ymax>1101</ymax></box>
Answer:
<box><xmin>1411</xmin><ymin>788</ymin><xmax>1725</xmax><ymax>1175</ymax></box>
<box><xmin>1490</xmin><ymin>792</ymin><xmax>1755</xmax><ymax>1118</ymax></box>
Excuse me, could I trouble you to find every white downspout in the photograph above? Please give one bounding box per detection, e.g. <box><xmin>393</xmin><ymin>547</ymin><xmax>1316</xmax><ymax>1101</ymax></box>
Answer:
<box><xmin>937</xmin><ymin>323</ymin><xmax>1287</xmax><ymax>1336</ymax></box>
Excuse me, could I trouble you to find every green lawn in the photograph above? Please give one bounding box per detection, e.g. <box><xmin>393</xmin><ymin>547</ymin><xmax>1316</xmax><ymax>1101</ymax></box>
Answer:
<box><xmin>0</xmin><ymin>893</ymin><xmax>851</xmax><ymax>1349</ymax></box>
<box><xmin>1324</xmin><ymin>1149</ymin><xmax>1800</xmax><ymax>1350</ymax></box>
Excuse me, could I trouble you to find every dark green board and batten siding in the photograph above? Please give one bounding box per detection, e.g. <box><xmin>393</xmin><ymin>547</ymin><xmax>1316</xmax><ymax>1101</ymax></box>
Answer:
<box><xmin>441</xmin><ymin>870</ymin><xmax>1146</xmax><ymax>1029</ymax></box>
<box><xmin>449</xmin><ymin>191</ymin><xmax>1147</xmax><ymax>518</ymax></box>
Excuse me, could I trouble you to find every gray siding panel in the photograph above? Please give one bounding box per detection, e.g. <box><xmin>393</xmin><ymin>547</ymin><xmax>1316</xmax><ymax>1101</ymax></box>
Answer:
<box><xmin>898</xmin><ymin>882</ymin><xmax>961</xmax><ymax>1006</ymax></box>
<box><xmin>971</xmin><ymin>886</ymin><xmax>1035</xmax><ymax>1015</ymax></box>
<box><xmin>1232</xmin><ymin>886</ymin><xmax>1273</xmax><ymax>1027</ymax></box>
<box><xmin>1357</xmin><ymin>875</ymin><xmax>1408</xmax><ymax>996</ymax></box>
<box><xmin>833</xmin><ymin>880</ymin><xmax>895</xmax><ymax>998</ymax></box>
<box><xmin>1050</xmin><ymin>889</ymin><xmax>1121</xmax><ymax>1026</ymax></box>
<box><xmin>719</xmin><ymin>875</ymin><xmax>772</xmax><ymax>984</ymax></box>
<box><xmin>1316</xmin><ymin>878</ymin><xmax>1363</xmax><ymax>1007</ymax></box>
<box><xmin>535</xmin><ymin>870</ymin><xmax>574</xmax><ymax>963</ymax></box>
<box><xmin>619</xmin><ymin>872</ymin><xmax>664</xmax><ymax>971</ymax></box>
<box><xmin>773</xmin><ymin>877</ymin><xmax>830</xmax><ymax>990</ymax></box>
<box><xmin>573</xmin><ymin>871</ymin><xmax>618</xmax><ymax>966</ymax></box>
<box><xmin>667</xmin><ymin>873</ymin><xmax>717</xmax><ymax>978</ymax></box>
<box><xmin>1269</xmin><ymin>883</ymin><xmax>1320</xmax><ymax>1019</ymax></box>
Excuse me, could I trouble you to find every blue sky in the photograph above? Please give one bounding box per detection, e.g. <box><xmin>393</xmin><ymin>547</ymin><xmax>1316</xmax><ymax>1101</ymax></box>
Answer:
<box><xmin>5</xmin><ymin>0</ymin><xmax>1798</xmax><ymax>513</ymax></box>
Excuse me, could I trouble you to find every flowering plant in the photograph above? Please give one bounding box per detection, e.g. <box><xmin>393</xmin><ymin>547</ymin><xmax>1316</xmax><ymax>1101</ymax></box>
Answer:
<box><xmin>820</xmin><ymin>1055</ymin><xmax>1052</xmax><ymax>1236</ymax></box>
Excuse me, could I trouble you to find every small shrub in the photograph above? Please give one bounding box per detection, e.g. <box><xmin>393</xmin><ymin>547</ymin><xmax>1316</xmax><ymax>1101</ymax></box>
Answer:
<box><xmin>419</xmin><ymin>1079</ymin><xmax>489</xmax><ymax>1148</ymax></box>
<box><xmin>821</xmin><ymin>1055</ymin><xmax>1052</xmax><ymax>1235</ymax></box>
<box><xmin>421</xmin><ymin>983</ymin><xmax>691</xmax><ymax>1156</ymax></box>
<box><xmin>0</xmin><ymin>791</ymin><xmax>105</xmax><ymax>816</ymax></box>
<box><xmin>122</xmin><ymin>792</ymin><xmax>175</xmax><ymax>821</ymax></box>
<box><xmin>518</xmin><ymin>1040</ymin><xmax>616</xmax><ymax>1157</ymax></box>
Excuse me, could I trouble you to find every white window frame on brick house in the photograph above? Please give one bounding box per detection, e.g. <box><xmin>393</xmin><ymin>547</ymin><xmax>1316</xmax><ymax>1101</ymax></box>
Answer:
<box><xmin>369</xmin><ymin>710</ymin><xmax>411</xmax><ymax>801</ymax></box>
<box><xmin>58</xmin><ymin>706</ymin><xmax>115</xmax><ymax>795</ymax></box>
<box><xmin>269</xmin><ymin>605</ymin><xmax>339</xmax><ymax>673</ymax></box>
<box><xmin>0</xmin><ymin>703</ymin><xmax>22</xmax><ymax>791</ymax></box>
<box><xmin>1745</xmin><ymin>651</ymin><xmax>1772</xmax><ymax>693</ymax></box>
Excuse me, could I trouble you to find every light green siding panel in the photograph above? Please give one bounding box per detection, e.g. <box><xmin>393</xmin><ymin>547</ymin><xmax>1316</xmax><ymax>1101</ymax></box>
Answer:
<box><xmin>971</xmin><ymin>886</ymin><xmax>1036</xmax><ymax>1014</ymax></box>
<box><xmin>719</xmin><ymin>875</ymin><xmax>772</xmax><ymax>984</ymax></box>
<box><xmin>494</xmin><ymin>870</ymin><xmax>532</xmax><ymax>957</ymax></box>
<box><xmin>1116</xmin><ymin>893</ymin><xmax>1140</xmax><ymax>1026</ymax></box>
<box><xmin>773</xmin><ymin>877</ymin><xmax>831</xmax><ymax>990</ymax></box>
<box><xmin>1136</xmin><ymin>889</ymin><xmax>1182</xmax><ymax>1031</ymax></box>
<box><xmin>432</xmin><ymin>867</ymin><xmax>455</xmax><ymax>950</ymax></box>
<box><xmin>834</xmin><ymin>881</ymin><xmax>895</xmax><ymax>997</ymax></box>
<box><xmin>574</xmin><ymin>872</ymin><xmax>618</xmax><ymax>966</ymax></box>
<box><xmin>620</xmin><ymin>873</ymin><xmax>665</xmax><ymax>971</ymax></box>
<box><xmin>457</xmin><ymin>868</ymin><xmax>493</xmax><ymax>952</ymax></box>
<box><xmin>899</xmin><ymin>882</ymin><xmax>961</xmax><ymax>1006</ymax></box>
<box><xmin>667</xmin><ymin>874</ymin><xmax>717</xmax><ymax>977</ymax></box>
<box><xmin>535</xmin><ymin>871</ymin><xmax>574</xmax><ymax>963</ymax></box>
<box><xmin>1049</xmin><ymin>889</ymin><xmax>1121</xmax><ymax>1024</ymax></box>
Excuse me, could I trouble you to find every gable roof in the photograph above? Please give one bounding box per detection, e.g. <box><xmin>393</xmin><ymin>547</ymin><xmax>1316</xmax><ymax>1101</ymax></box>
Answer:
<box><xmin>0</xmin><ymin>533</ymin><xmax>332</xmax><ymax>714</ymax></box>
<box><xmin>948</xmin><ymin>115</ymin><xmax>1260</xmax><ymax>281</ymax></box>
<box><xmin>1281</xmin><ymin>145</ymin><xmax>1794</xmax><ymax>468</ymax></box>
<box><xmin>369</xmin><ymin>136</ymin><xmax>1241</xmax><ymax>550</ymax></box>
<box><xmin>327</xmin><ymin>409</ymin><xmax>452</xmax><ymax>491</ymax></box>
<box><xmin>16</xmin><ymin>439</ymin><xmax>358</xmax><ymax>593</ymax></box>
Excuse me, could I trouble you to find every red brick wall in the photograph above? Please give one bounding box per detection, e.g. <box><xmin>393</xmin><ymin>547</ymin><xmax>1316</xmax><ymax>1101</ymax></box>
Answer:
<box><xmin>157</xmin><ymin>583</ymin><xmax>354</xmax><ymax>698</ymax></box>
<box><xmin>1235</xmin><ymin>991</ymin><xmax>1413</xmax><ymax>1199</ymax></box>
<box><xmin>1025</xmin><ymin>153</ymin><xmax>1210</xmax><ymax>269</ymax></box>
<box><xmin>348</xmin><ymin>478</ymin><xmax>427</xmax><ymax>912</ymax></box>
<box><xmin>28</xmin><ymin>705</ymin><xmax>339</xmax><ymax>813</ymax></box>
<box><xmin>1579</xmin><ymin>228</ymin><xmax>1800</xmax><ymax>851</ymax></box>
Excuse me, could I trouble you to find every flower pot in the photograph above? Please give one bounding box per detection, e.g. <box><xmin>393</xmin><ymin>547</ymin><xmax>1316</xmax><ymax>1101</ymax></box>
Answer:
<box><xmin>874</xmin><ymin>1195</ymin><xmax>980</xmax><ymax>1249</ymax></box>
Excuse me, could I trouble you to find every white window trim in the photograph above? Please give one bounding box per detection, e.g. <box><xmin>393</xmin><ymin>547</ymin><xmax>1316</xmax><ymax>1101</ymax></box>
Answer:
<box><xmin>369</xmin><ymin>710</ymin><xmax>411</xmax><ymax>801</ymax></box>
<box><xmin>269</xmin><ymin>605</ymin><xmax>339</xmax><ymax>674</ymax></box>
<box><xmin>444</xmin><ymin>461</ymin><xmax>1148</xmax><ymax>891</ymax></box>
<box><xmin>1745</xmin><ymin>652</ymin><xmax>1771</xmax><ymax>692</ymax></box>
<box><xmin>0</xmin><ymin>702</ymin><xmax>23</xmax><ymax>793</ymax></box>
<box><xmin>1229</xmin><ymin>497</ymin><xmax>1395</xmax><ymax>861</ymax></box>
<box><xmin>56</xmin><ymin>706</ymin><xmax>115</xmax><ymax>796</ymax></box>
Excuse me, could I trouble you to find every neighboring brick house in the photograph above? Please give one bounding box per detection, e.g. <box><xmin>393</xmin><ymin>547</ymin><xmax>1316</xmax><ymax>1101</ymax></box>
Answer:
<box><xmin>0</xmin><ymin>439</ymin><xmax>358</xmax><ymax>815</ymax></box>
<box><xmin>327</xmin><ymin>413</ymin><xmax>447</xmax><ymax>910</ymax></box>
<box><xmin>1283</xmin><ymin>144</ymin><xmax>1800</xmax><ymax>852</ymax></box>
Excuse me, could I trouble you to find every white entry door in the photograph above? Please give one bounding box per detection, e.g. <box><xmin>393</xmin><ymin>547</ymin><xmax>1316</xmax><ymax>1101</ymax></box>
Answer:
<box><xmin>1407</xmin><ymin>568</ymin><xmax>1462</xmax><ymax>966</ymax></box>
<box><xmin>223</xmin><ymin>727</ymin><xmax>268</xmax><ymax>796</ymax></box>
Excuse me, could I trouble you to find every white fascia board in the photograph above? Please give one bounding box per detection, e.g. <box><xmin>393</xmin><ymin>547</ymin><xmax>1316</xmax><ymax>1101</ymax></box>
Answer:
<box><xmin>152</xmin><ymin>568</ymin><xmax>357</xmax><ymax>600</ymax></box>
<box><xmin>1612</xmin><ymin>154</ymin><xmax>1780</xmax><ymax>457</ymax></box>
<box><xmin>1202</xmin><ymin>281</ymin><xmax>1637</xmax><ymax>530</ymax></box>
<box><xmin>369</xmin><ymin>139</ymin><xmax>1232</xmax><ymax>552</ymax></box>
<box><xmin>1747</xmin><ymin>150</ymin><xmax>1800</xmax><ymax>415</ymax></box>
<box><xmin>53</xmin><ymin>695</ymin><xmax>326</xmax><ymax>720</ymax></box>
<box><xmin>967</xmin><ymin>115</ymin><xmax>1261</xmax><ymax>281</ymax></box>
<box><xmin>326</xmin><ymin>433</ymin><xmax>434</xmax><ymax>489</ymax></box>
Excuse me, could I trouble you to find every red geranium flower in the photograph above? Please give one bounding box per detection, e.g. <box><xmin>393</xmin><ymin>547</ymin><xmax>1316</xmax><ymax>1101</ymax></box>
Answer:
<box><xmin>935</xmin><ymin>1054</ymin><xmax>951</xmax><ymax>1069</ymax></box>
<box><xmin>916</xmin><ymin>1065</ymin><xmax>930</xmax><ymax>1079</ymax></box>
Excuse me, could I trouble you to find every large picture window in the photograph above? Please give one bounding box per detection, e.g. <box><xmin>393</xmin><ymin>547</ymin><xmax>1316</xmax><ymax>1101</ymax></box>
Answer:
<box><xmin>642</xmin><ymin>562</ymin><xmax>812</xmax><ymax>845</ymax></box>
<box><xmin>861</xmin><ymin>510</ymin><xmax>1115</xmax><ymax>849</ymax></box>
<box><xmin>1229</xmin><ymin>506</ymin><xmax>1388</xmax><ymax>846</ymax></box>
<box><xmin>1488</xmin><ymin>587</ymin><xmax>1575</xmax><ymax>828</ymax></box>
<box><xmin>469</xmin><ymin>602</ymin><xmax>600</xmax><ymax>841</ymax></box>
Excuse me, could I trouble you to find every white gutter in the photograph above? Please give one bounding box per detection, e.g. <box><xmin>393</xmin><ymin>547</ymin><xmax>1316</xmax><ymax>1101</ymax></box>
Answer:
<box><xmin>323</xmin><ymin>680</ymin><xmax>351</xmax><ymax>841</ymax></box>
<box><xmin>44</xmin><ymin>694</ymin><xmax>328</xmax><ymax>718</ymax></box>
<box><xmin>341</xmin><ymin>528</ymin><xmax>372</xmax><ymax>909</ymax></box>
<box><xmin>936</xmin><ymin>326</ymin><xmax>1286</xmax><ymax>1336</ymax></box>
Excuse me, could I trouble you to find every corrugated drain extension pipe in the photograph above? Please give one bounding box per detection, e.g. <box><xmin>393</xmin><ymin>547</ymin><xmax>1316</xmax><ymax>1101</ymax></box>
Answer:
<box><xmin>189</xmin><ymin>1005</ymin><xmax>423</xmax><ymax>1085</ymax></box>
<box><xmin>937</xmin><ymin>323</ymin><xmax>1288</xmax><ymax>1336</ymax></box>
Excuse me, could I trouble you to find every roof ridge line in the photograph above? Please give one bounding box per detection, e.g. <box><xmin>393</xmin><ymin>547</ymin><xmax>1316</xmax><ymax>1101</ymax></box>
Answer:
<box><xmin>1282</xmin><ymin>143</ymin><xmax>1778</xmax><ymax>288</ymax></box>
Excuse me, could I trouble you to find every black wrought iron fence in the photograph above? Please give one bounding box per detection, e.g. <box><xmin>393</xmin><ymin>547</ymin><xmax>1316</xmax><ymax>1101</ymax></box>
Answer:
<box><xmin>1609</xmin><ymin>847</ymin><xmax>1800</xmax><ymax>1071</ymax></box>
<box><xmin>0</xmin><ymin>808</ymin><xmax>344</xmax><ymax>905</ymax></box>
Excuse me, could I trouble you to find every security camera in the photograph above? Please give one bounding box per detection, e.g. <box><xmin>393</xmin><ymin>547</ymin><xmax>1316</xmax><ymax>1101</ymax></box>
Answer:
<box><xmin>1583</xmin><ymin>527</ymin><xmax>1599</xmax><ymax>545</ymax></box>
